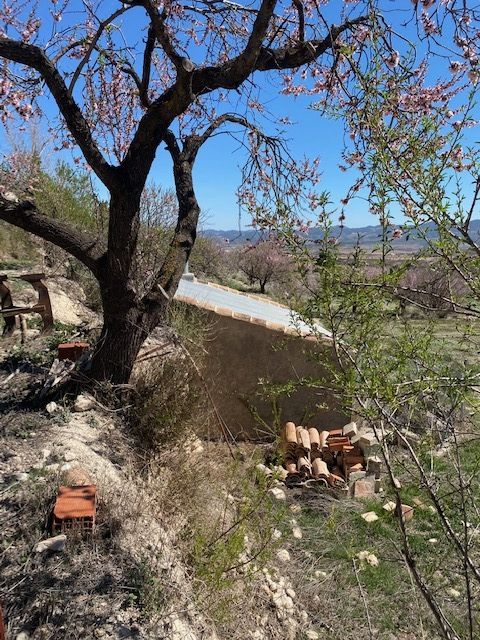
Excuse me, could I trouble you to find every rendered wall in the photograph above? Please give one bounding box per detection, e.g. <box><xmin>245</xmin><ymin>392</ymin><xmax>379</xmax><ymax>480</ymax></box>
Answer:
<box><xmin>200</xmin><ymin>311</ymin><xmax>348</xmax><ymax>439</ymax></box>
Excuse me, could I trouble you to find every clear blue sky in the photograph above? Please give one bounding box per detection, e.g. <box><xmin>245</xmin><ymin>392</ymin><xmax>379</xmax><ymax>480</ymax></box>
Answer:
<box><xmin>1</xmin><ymin>1</ymin><xmax>477</xmax><ymax>230</ymax></box>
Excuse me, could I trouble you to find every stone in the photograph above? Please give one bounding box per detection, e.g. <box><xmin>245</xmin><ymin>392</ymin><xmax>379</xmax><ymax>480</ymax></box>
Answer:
<box><xmin>269</xmin><ymin>487</ymin><xmax>286</xmax><ymax>501</ymax></box>
<box><xmin>392</xmin><ymin>477</ymin><xmax>402</xmax><ymax>490</ymax></box>
<box><xmin>275</xmin><ymin>466</ymin><xmax>288</xmax><ymax>481</ymax></box>
<box><xmin>342</xmin><ymin>422</ymin><xmax>358</xmax><ymax>437</ymax></box>
<box><xmin>41</xmin><ymin>448</ymin><xmax>51</xmax><ymax>461</ymax></box>
<box><xmin>305</xmin><ymin>632</ymin><xmax>320</xmax><ymax>640</ymax></box>
<box><xmin>35</xmin><ymin>534</ymin><xmax>67</xmax><ymax>553</ymax></box>
<box><xmin>361</xmin><ymin>511</ymin><xmax>379</xmax><ymax>523</ymax></box>
<box><xmin>256</xmin><ymin>463</ymin><xmax>271</xmax><ymax>475</ymax></box>
<box><xmin>73</xmin><ymin>394</ymin><xmax>95</xmax><ymax>412</ymax></box>
<box><xmin>292</xmin><ymin>526</ymin><xmax>303</xmax><ymax>539</ymax></box>
<box><xmin>286</xmin><ymin>588</ymin><xmax>296</xmax><ymax>599</ymax></box>
<box><xmin>349</xmin><ymin>470</ymin><xmax>366</xmax><ymax>485</ymax></box>
<box><xmin>16</xmin><ymin>633</ymin><xmax>30</xmax><ymax>640</ymax></box>
<box><xmin>314</xmin><ymin>570</ymin><xmax>328</xmax><ymax>579</ymax></box>
<box><xmin>366</xmin><ymin>455</ymin><xmax>381</xmax><ymax>477</ymax></box>
<box><xmin>276</xmin><ymin>548</ymin><xmax>291</xmax><ymax>563</ymax></box>
<box><xmin>289</xmin><ymin>504</ymin><xmax>301</xmax><ymax>514</ymax></box>
<box><xmin>447</xmin><ymin>587</ymin><xmax>461</xmax><ymax>598</ymax></box>
<box><xmin>400</xmin><ymin>504</ymin><xmax>414</xmax><ymax>522</ymax></box>
<box><xmin>272</xmin><ymin>593</ymin><xmax>294</xmax><ymax>611</ymax></box>
<box><xmin>64</xmin><ymin>451</ymin><xmax>76</xmax><ymax>462</ymax></box>
<box><xmin>359</xmin><ymin>432</ymin><xmax>376</xmax><ymax>448</ymax></box>
<box><xmin>353</xmin><ymin>478</ymin><xmax>375</xmax><ymax>498</ymax></box>
<box><xmin>383</xmin><ymin>501</ymin><xmax>396</xmax><ymax>512</ymax></box>
<box><xmin>13</xmin><ymin>472</ymin><xmax>28</xmax><ymax>482</ymax></box>
<box><xmin>357</xmin><ymin>550</ymin><xmax>379</xmax><ymax>567</ymax></box>
<box><xmin>428</xmin><ymin>538</ymin><xmax>438</xmax><ymax>544</ymax></box>
<box><xmin>46</xmin><ymin>401</ymin><xmax>59</xmax><ymax>414</ymax></box>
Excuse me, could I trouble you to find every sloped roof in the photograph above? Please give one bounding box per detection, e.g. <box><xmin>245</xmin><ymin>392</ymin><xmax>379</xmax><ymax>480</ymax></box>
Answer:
<box><xmin>174</xmin><ymin>277</ymin><xmax>331</xmax><ymax>340</ymax></box>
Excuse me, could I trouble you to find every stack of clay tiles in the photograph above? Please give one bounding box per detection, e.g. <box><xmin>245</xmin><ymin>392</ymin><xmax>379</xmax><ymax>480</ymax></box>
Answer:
<box><xmin>282</xmin><ymin>421</ymin><xmax>380</xmax><ymax>495</ymax></box>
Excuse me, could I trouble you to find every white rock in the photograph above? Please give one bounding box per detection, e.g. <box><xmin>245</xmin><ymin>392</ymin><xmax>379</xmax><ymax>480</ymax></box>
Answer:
<box><xmin>383</xmin><ymin>501</ymin><xmax>396</xmax><ymax>512</ymax></box>
<box><xmin>276</xmin><ymin>548</ymin><xmax>291</xmax><ymax>563</ymax></box>
<box><xmin>64</xmin><ymin>451</ymin><xmax>76</xmax><ymax>462</ymax></box>
<box><xmin>269</xmin><ymin>487</ymin><xmax>286</xmax><ymax>501</ymax></box>
<box><xmin>272</xmin><ymin>528</ymin><xmax>282</xmax><ymax>540</ymax></box>
<box><xmin>305</xmin><ymin>632</ymin><xmax>319</xmax><ymax>640</ymax></box>
<box><xmin>256</xmin><ymin>463</ymin><xmax>272</xmax><ymax>476</ymax></box>
<box><xmin>428</xmin><ymin>538</ymin><xmax>438</xmax><ymax>544</ymax></box>
<box><xmin>357</xmin><ymin>550</ymin><xmax>379</xmax><ymax>566</ymax></box>
<box><xmin>289</xmin><ymin>504</ymin><xmax>302</xmax><ymax>514</ymax></box>
<box><xmin>35</xmin><ymin>534</ymin><xmax>67</xmax><ymax>553</ymax></box>
<box><xmin>314</xmin><ymin>570</ymin><xmax>328</xmax><ymax>579</ymax></box>
<box><xmin>13</xmin><ymin>472</ymin><xmax>29</xmax><ymax>482</ymax></box>
<box><xmin>16</xmin><ymin>633</ymin><xmax>30</xmax><ymax>640</ymax></box>
<box><xmin>272</xmin><ymin>593</ymin><xmax>294</xmax><ymax>611</ymax></box>
<box><xmin>41</xmin><ymin>448</ymin><xmax>51</xmax><ymax>460</ymax></box>
<box><xmin>46</xmin><ymin>402</ymin><xmax>58</xmax><ymax>414</ymax></box>
<box><xmin>292</xmin><ymin>526</ymin><xmax>303</xmax><ymax>539</ymax></box>
<box><xmin>300</xmin><ymin>611</ymin><xmax>309</xmax><ymax>623</ymax></box>
<box><xmin>286</xmin><ymin>588</ymin><xmax>296</xmax><ymax>599</ymax></box>
<box><xmin>361</xmin><ymin>511</ymin><xmax>379</xmax><ymax>523</ymax></box>
<box><xmin>73</xmin><ymin>394</ymin><xmax>95</xmax><ymax>412</ymax></box>
<box><xmin>447</xmin><ymin>588</ymin><xmax>461</xmax><ymax>598</ymax></box>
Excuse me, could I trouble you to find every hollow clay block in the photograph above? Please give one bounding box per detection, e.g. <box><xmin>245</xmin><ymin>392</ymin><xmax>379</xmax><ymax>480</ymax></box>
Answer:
<box><xmin>312</xmin><ymin>458</ymin><xmax>329</xmax><ymax>479</ymax></box>
<box><xmin>284</xmin><ymin>421</ymin><xmax>297</xmax><ymax>444</ymax></box>
<box><xmin>308</xmin><ymin>428</ymin><xmax>320</xmax><ymax>450</ymax></box>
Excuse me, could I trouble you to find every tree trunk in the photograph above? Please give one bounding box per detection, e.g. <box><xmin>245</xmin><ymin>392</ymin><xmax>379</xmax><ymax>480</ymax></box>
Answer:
<box><xmin>88</xmin><ymin>305</ymin><xmax>153</xmax><ymax>383</ymax></box>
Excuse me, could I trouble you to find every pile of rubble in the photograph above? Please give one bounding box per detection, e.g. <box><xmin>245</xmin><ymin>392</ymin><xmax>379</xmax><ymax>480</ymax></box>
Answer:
<box><xmin>281</xmin><ymin>421</ymin><xmax>382</xmax><ymax>497</ymax></box>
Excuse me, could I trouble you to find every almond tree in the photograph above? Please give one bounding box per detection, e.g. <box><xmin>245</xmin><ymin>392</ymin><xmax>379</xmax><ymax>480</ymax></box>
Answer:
<box><xmin>0</xmin><ymin>0</ymin><xmax>368</xmax><ymax>382</ymax></box>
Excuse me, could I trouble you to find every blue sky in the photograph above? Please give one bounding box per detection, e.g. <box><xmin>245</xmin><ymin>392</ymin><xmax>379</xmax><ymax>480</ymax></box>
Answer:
<box><xmin>1</xmin><ymin>1</ymin><xmax>478</xmax><ymax>230</ymax></box>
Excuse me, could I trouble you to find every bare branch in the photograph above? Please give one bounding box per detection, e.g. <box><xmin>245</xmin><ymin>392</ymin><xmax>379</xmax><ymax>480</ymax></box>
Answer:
<box><xmin>0</xmin><ymin>193</ymin><xmax>105</xmax><ymax>277</ymax></box>
<box><xmin>68</xmin><ymin>5</ymin><xmax>131</xmax><ymax>94</ymax></box>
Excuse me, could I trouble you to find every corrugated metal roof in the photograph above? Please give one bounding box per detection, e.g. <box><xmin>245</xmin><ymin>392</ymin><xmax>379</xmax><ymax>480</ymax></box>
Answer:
<box><xmin>175</xmin><ymin>277</ymin><xmax>331</xmax><ymax>339</ymax></box>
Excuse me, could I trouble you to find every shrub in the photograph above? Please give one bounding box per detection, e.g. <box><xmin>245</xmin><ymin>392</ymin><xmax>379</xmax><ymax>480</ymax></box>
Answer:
<box><xmin>131</xmin><ymin>355</ymin><xmax>204</xmax><ymax>453</ymax></box>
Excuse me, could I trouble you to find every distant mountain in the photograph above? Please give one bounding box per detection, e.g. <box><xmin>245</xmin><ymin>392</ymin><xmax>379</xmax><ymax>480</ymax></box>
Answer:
<box><xmin>202</xmin><ymin>220</ymin><xmax>480</xmax><ymax>247</ymax></box>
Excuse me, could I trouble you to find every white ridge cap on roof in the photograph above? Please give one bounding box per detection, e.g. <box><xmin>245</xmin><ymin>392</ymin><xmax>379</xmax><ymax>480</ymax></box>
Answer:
<box><xmin>174</xmin><ymin>277</ymin><xmax>332</xmax><ymax>339</ymax></box>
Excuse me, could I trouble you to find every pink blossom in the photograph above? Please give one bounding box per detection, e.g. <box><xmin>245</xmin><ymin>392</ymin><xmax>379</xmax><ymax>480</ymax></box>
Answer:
<box><xmin>386</xmin><ymin>51</ymin><xmax>400</xmax><ymax>69</ymax></box>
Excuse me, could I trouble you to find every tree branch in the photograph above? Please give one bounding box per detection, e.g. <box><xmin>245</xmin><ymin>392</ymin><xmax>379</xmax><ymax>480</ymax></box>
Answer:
<box><xmin>0</xmin><ymin>39</ymin><xmax>118</xmax><ymax>191</ymax></box>
<box><xmin>68</xmin><ymin>5</ymin><xmax>131</xmax><ymax>94</ymax></box>
<box><xmin>0</xmin><ymin>193</ymin><xmax>105</xmax><ymax>277</ymax></box>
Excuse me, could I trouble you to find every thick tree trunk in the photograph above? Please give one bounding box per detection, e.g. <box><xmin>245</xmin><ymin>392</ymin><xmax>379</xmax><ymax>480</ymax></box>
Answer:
<box><xmin>88</xmin><ymin>296</ymin><xmax>170</xmax><ymax>384</ymax></box>
<box><xmin>88</xmin><ymin>305</ymin><xmax>152</xmax><ymax>383</ymax></box>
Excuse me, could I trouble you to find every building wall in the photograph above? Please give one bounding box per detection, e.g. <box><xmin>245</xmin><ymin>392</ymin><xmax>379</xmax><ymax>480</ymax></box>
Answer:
<box><xmin>200</xmin><ymin>311</ymin><xmax>348</xmax><ymax>439</ymax></box>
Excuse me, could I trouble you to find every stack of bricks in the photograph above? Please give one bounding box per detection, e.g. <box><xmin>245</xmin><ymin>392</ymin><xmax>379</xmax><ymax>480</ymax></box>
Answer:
<box><xmin>282</xmin><ymin>421</ymin><xmax>382</xmax><ymax>496</ymax></box>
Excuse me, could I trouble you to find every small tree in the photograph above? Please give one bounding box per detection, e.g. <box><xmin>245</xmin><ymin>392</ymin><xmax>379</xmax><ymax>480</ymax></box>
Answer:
<box><xmin>237</xmin><ymin>238</ymin><xmax>292</xmax><ymax>294</ymax></box>
<box><xmin>0</xmin><ymin>0</ymin><xmax>369</xmax><ymax>383</ymax></box>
